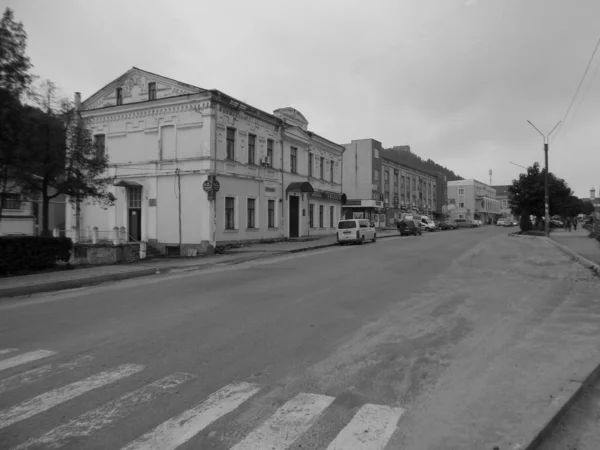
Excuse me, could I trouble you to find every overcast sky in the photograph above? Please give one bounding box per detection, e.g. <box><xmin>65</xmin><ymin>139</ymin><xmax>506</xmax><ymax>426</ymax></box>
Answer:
<box><xmin>7</xmin><ymin>0</ymin><xmax>600</xmax><ymax>197</ymax></box>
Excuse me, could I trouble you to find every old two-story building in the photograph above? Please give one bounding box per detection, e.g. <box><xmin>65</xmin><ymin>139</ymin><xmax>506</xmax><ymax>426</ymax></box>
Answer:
<box><xmin>341</xmin><ymin>139</ymin><xmax>437</xmax><ymax>226</ymax></box>
<box><xmin>447</xmin><ymin>179</ymin><xmax>501</xmax><ymax>223</ymax></box>
<box><xmin>66</xmin><ymin>67</ymin><xmax>344</xmax><ymax>255</ymax></box>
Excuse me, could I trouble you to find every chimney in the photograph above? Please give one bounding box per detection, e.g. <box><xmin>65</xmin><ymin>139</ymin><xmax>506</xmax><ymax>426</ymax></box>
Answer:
<box><xmin>591</xmin><ymin>187</ymin><xmax>596</xmax><ymax>201</ymax></box>
<box><xmin>74</xmin><ymin>92</ymin><xmax>81</xmax><ymax>111</ymax></box>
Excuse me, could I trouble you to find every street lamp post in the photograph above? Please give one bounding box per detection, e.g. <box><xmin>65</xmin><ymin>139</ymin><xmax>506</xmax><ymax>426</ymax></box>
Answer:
<box><xmin>526</xmin><ymin>120</ymin><xmax>561</xmax><ymax>237</ymax></box>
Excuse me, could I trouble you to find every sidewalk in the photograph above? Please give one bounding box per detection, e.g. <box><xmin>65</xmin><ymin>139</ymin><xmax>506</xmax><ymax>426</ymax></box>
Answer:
<box><xmin>549</xmin><ymin>228</ymin><xmax>600</xmax><ymax>272</ymax></box>
<box><xmin>0</xmin><ymin>229</ymin><xmax>401</xmax><ymax>298</ymax></box>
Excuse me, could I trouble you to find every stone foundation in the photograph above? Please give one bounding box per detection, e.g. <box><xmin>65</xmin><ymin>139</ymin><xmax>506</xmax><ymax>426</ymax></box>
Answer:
<box><xmin>70</xmin><ymin>244</ymin><xmax>136</xmax><ymax>265</ymax></box>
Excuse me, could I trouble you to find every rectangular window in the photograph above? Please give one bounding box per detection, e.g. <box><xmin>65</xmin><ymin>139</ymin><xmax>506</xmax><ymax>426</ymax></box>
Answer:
<box><xmin>116</xmin><ymin>87</ymin><xmax>123</xmax><ymax>105</ymax></box>
<box><xmin>459</xmin><ymin>202</ymin><xmax>465</xmax><ymax>208</ymax></box>
<box><xmin>128</xmin><ymin>187</ymin><xmax>142</xmax><ymax>208</ymax></box>
<box><xmin>248</xmin><ymin>134</ymin><xmax>256</xmax><ymax>165</ymax></box>
<box><xmin>384</xmin><ymin>170</ymin><xmax>389</xmax><ymax>186</ymax></box>
<box><xmin>290</xmin><ymin>147</ymin><xmax>297</xmax><ymax>173</ymax></box>
<box><xmin>330</xmin><ymin>161</ymin><xmax>334</xmax><ymax>182</ymax></box>
<box><xmin>247</xmin><ymin>198</ymin><xmax>256</xmax><ymax>228</ymax></box>
<box><xmin>1</xmin><ymin>193</ymin><xmax>20</xmax><ymax>210</ymax></box>
<box><xmin>458</xmin><ymin>188</ymin><xmax>465</xmax><ymax>195</ymax></box>
<box><xmin>226</xmin><ymin>128</ymin><xmax>235</xmax><ymax>160</ymax></box>
<box><xmin>225</xmin><ymin>197</ymin><xmax>235</xmax><ymax>229</ymax></box>
<box><xmin>309</xmin><ymin>204</ymin><xmax>314</xmax><ymax>228</ymax></box>
<box><xmin>148</xmin><ymin>82</ymin><xmax>156</xmax><ymax>100</ymax></box>
<box><xmin>308</xmin><ymin>153</ymin><xmax>313</xmax><ymax>177</ymax></box>
<box><xmin>394</xmin><ymin>173</ymin><xmax>398</xmax><ymax>187</ymax></box>
<box><xmin>320</xmin><ymin>157</ymin><xmax>324</xmax><ymax>179</ymax></box>
<box><xmin>373</xmin><ymin>169</ymin><xmax>380</xmax><ymax>183</ymax></box>
<box><xmin>319</xmin><ymin>205</ymin><xmax>324</xmax><ymax>227</ymax></box>
<box><xmin>385</xmin><ymin>191</ymin><xmax>390</xmax><ymax>205</ymax></box>
<box><xmin>267</xmin><ymin>139</ymin><xmax>273</xmax><ymax>163</ymax></box>
<box><xmin>268</xmin><ymin>200</ymin><xmax>275</xmax><ymax>227</ymax></box>
<box><xmin>330</xmin><ymin>206</ymin><xmax>334</xmax><ymax>227</ymax></box>
<box><xmin>94</xmin><ymin>134</ymin><xmax>106</xmax><ymax>159</ymax></box>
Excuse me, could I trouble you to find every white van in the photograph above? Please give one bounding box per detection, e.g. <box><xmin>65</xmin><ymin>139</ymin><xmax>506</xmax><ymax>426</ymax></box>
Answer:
<box><xmin>336</xmin><ymin>219</ymin><xmax>376</xmax><ymax>244</ymax></box>
<box><xmin>403</xmin><ymin>214</ymin><xmax>436</xmax><ymax>232</ymax></box>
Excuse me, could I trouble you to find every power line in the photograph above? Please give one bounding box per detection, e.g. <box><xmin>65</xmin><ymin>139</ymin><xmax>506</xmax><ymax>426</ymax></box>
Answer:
<box><xmin>555</xmin><ymin>35</ymin><xmax>600</xmax><ymax>139</ymax></box>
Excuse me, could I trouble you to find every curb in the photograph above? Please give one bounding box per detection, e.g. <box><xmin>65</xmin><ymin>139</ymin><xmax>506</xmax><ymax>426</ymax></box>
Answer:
<box><xmin>545</xmin><ymin>237</ymin><xmax>600</xmax><ymax>276</ymax></box>
<box><xmin>0</xmin><ymin>233</ymin><xmax>403</xmax><ymax>299</ymax></box>
<box><xmin>0</xmin><ymin>267</ymin><xmax>158</xmax><ymax>299</ymax></box>
<box><xmin>516</xmin><ymin>357</ymin><xmax>600</xmax><ymax>450</ymax></box>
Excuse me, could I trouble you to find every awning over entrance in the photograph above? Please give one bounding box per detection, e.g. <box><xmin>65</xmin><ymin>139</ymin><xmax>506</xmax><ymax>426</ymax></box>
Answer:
<box><xmin>114</xmin><ymin>180</ymin><xmax>143</xmax><ymax>187</ymax></box>
<box><xmin>286</xmin><ymin>181</ymin><xmax>314</xmax><ymax>193</ymax></box>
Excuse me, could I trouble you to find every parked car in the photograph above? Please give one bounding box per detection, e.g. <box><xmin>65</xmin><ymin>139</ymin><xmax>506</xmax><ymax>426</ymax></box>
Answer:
<box><xmin>496</xmin><ymin>219</ymin><xmax>506</xmax><ymax>226</ymax></box>
<box><xmin>403</xmin><ymin>214</ymin><xmax>436</xmax><ymax>232</ymax></box>
<box><xmin>474</xmin><ymin>220</ymin><xmax>482</xmax><ymax>226</ymax></box>
<box><xmin>336</xmin><ymin>219</ymin><xmax>376</xmax><ymax>245</ymax></box>
<box><xmin>455</xmin><ymin>219</ymin><xmax>476</xmax><ymax>228</ymax></box>
<box><xmin>397</xmin><ymin>219</ymin><xmax>422</xmax><ymax>236</ymax></box>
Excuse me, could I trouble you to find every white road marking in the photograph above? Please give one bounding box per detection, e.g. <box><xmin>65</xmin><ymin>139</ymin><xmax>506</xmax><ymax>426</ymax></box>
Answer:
<box><xmin>0</xmin><ymin>350</ymin><xmax>56</xmax><ymax>372</ymax></box>
<box><xmin>0</xmin><ymin>355</ymin><xmax>94</xmax><ymax>394</ymax></box>
<box><xmin>121</xmin><ymin>381</ymin><xmax>261</xmax><ymax>450</ymax></box>
<box><xmin>231</xmin><ymin>392</ymin><xmax>335</xmax><ymax>450</ymax></box>
<box><xmin>0</xmin><ymin>348</ymin><xmax>18</xmax><ymax>356</ymax></box>
<box><xmin>0</xmin><ymin>363</ymin><xmax>143</xmax><ymax>430</ymax></box>
<box><xmin>13</xmin><ymin>372</ymin><xmax>194</xmax><ymax>450</ymax></box>
<box><xmin>326</xmin><ymin>404</ymin><xmax>404</xmax><ymax>450</ymax></box>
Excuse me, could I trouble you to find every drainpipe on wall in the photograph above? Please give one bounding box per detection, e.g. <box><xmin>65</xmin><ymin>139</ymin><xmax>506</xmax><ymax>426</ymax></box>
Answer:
<box><xmin>211</xmin><ymin>97</ymin><xmax>218</xmax><ymax>250</ymax></box>
<box><xmin>73</xmin><ymin>92</ymin><xmax>82</xmax><ymax>242</ymax></box>
<box><xmin>279</xmin><ymin>122</ymin><xmax>285</xmax><ymax>240</ymax></box>
<box><xmin>176</xmin><ymin>168</ymin><xmax>182</xmax><ymax>251</ymax></box>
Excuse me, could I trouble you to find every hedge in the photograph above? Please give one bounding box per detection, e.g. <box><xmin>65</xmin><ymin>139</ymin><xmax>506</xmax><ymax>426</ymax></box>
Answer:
<box><xmin>0</xmin><ymin>236</ymin><xmax>72</xmax><ymax>275</ymax></box>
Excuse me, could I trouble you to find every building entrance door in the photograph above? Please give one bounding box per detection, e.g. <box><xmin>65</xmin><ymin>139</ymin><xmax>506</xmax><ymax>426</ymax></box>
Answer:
<box><xmin>127</xmin><ymin>186</ymin><xmax>142</xmax><ymax>241</ymax></box>
<box><xmin>289</xmin><ymin>195</ymin><xmax>299</xmax><ymax>238</ymax></box>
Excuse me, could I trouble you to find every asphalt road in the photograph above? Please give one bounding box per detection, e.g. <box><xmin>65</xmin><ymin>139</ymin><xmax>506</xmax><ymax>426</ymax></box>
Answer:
<box><xmin>0</xmin><ymin>226</ymin><xmax>597</xmax><ymax>449</ymax></box>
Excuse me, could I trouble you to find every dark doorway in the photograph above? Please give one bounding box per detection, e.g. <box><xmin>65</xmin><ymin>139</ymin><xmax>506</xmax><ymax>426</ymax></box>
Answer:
<box><xmin>128</xmin><ymin>209</ymin><xmax>142</xmax><ymax>241</ymax></box>
<box><xmin>127</xmin><ymin>186</ymin><xmax>142</xmax><ymax>241</ymax></box>
<box><xmin>289</xmin><ymin>195</ymin><xmax>299</xmax><ymax>238</ymax></box>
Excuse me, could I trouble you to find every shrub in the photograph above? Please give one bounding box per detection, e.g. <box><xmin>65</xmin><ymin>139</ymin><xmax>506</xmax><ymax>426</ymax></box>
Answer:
<box><xmin>520</xmin><ymin>214</ymin><xmax>532</xmax><ymax>232</ymax></box>
<box><xmin>0</xmin><ymin>236</ymin><xmax>72</xmax><ymax>276</ymax></box>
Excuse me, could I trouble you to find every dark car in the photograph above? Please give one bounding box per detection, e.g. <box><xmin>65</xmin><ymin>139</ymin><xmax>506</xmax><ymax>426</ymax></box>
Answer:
<box><xmin>397</xmin><ymin>219</ymin><xmax>422</xmax><ymax>236</ymax></box>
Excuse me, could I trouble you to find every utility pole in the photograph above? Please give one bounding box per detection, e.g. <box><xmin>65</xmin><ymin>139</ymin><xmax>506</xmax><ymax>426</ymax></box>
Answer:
<box><xmin>527</xmin><ymin>120</ymin><xmax>561</xmax><ymax>237</ymax></box>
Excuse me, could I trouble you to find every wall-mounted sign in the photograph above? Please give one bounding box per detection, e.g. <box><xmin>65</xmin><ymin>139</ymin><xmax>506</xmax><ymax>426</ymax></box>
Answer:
<box><xmin>149</xmin><ymin>198</ymin><xmax>157</xmax><ymax>207</ymax></box>
<box><xmin>265</xmin><ymin>186</ymin><xmax>277</xmax><ymax>193</ymax></box>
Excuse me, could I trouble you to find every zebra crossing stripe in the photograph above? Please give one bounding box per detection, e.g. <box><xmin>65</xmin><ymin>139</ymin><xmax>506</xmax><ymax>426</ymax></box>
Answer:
<box><xmin>0</xmin><ymin>363</ymin><xmax>144</xmax><ymax>430</ymax></box>
<box><xmin>0</xmin><ymin>349</ymin><xmax>18</xmax><ymax>356</ymax></box>
<box><xmin>121</xmin><ymin>381</ymin><xmax>261</xmax><ymax>450</ymax></box>
<box><xmin>12</xmin><ymin>372</ymin><xmax>194</xmax><ymax>450</ymax></box>
<box><xmin>0</xmin><ymin>350</ymin><xmax>56</xmax><ymax>372</ymax></box>
<box><xmin>325</xmin><ymin>404</ymin><xmax>404</xmax><ymax>450</ymax></box>
<box><xmin>0</xmin><ymin>355</ymin><xmax>94</xmax><ymax>395</ymax></box>
<box><xmin>230</xmin><ymin>393</ymin><xmax>335</xmax><ymax>450</ymax></box>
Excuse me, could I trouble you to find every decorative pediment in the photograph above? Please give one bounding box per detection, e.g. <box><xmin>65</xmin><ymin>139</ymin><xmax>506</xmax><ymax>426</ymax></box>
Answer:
<box><xmin>273</xmin><ymin>107</ymin><xmax>309</xmax><ymax>130</ymax></box>
<box><xmin>81</xmin><ymin>67</ymin><xmax>205</xmax><ymax>111</ymax></box>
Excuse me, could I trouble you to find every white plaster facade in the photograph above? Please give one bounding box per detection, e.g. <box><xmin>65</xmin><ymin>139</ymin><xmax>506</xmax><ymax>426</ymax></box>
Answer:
<box><xmin>67</xmin><ymin>68</ymin><xmax>344</xmax><ymax>253</ymax></box>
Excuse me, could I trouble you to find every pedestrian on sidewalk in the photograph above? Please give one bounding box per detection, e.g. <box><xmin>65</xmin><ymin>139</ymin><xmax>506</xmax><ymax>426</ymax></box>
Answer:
<box><xmin>573</xmin><ymin>218</ymin><xmax>578</xmax><ymax>231</ymax></box>
<box><xmin>566</xmin><ymin>217</ymin><xmax>572</xmax><ymax>232</ymax></box>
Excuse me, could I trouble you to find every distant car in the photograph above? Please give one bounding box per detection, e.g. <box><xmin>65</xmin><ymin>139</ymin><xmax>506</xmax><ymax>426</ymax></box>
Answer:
<box><xmin>397</xmin><ymin>219</ymin><xmax>422</xmax><ymax>236</ymax></box>
<box><xmin>336</xmin><ymin>219</ymin><xmax>376</xmax><ymax>245</ymax></box>
<box><xmin>455</xmin><ymin>219</ymin><xmax>476</xmax><ymax>228</ymax></box>
<box><xmin>474</xmin><ymin>220</ymin><xmax>482</xmax><ymax>226</ymax></box>
<box><xmin>497</xmin><ymin>219</ymin><xmax>506</xmax><ymax>226</ymax></box>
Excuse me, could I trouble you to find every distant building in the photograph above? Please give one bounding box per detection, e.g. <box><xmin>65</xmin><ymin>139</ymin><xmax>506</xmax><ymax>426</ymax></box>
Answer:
<box><xmin>492</xmin><ymin>185</ymin><xmax>516</xmax><ymax>223</ymax></box>
<box><xmin>447</xmin><ymin>179</ymin><xmax>501</xmax><ymax>223</ymax></box>
<box><xmin>341</xmin><ymin>139</ymin><xmax>437</xmax><ymax>226</ymax></box>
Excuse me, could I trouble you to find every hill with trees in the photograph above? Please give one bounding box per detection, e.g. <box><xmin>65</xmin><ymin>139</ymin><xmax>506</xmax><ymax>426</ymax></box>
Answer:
<box><xmin>386</xmin><ymin>145</ymin><xmax>463</xmax><ymax>181</ymax></box>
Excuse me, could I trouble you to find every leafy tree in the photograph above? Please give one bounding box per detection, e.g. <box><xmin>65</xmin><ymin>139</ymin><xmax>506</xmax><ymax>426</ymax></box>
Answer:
<box><xmin>582</xmin><ymin>201</ymin><xmax>595</xmax><ymax>216</ymax></box>
<box><xmin>520</xmin><ymin>212</ymin><xmax>532</xmax><ymax>232</ymax></box>
<box><xmin>0</xmin><ymin>7</ymin><xmax>33</xmax><ymax>223</ymax></box>
<box><xmin>508</xmin><ymin>162</ymin><xmax>573</xmax><ymax>228</ymax></box>
<box><xmin>17</xmin><ymin>80</ymin><xmax>116</xmax><ymax>235</ymax></box>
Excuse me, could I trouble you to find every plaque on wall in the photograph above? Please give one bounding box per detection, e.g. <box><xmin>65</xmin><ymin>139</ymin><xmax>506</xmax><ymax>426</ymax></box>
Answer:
<box><xmin>149</xmin><ymin>198</ymin><xmax>157</xmax><ymax>207</ymax></box>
